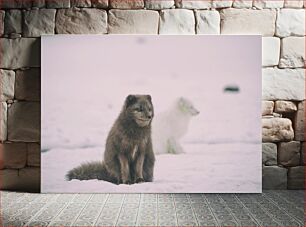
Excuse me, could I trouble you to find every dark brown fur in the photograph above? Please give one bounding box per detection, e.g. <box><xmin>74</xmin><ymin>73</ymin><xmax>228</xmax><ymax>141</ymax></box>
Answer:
<box><xmin>66</xmin><ymin>95</ymin><xmax>155</xmax><ymax>184</ymax></box>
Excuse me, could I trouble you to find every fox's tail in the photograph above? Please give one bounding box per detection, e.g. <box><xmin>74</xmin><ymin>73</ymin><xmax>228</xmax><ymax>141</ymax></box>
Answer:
<box><xmin>66</xmin><ymin>161</ymin><xmax>118</xmax><ymax>184</ymax></box>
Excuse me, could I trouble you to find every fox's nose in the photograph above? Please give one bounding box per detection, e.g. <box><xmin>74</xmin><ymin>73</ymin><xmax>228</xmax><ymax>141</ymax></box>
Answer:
<box><xmin>148</xmin><ymin>114</ymin><xmax>152</xmax><ymax>119</ymax></box>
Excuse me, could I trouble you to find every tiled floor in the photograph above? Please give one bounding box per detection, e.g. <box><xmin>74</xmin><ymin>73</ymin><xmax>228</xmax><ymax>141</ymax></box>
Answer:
<box><xmin>1</xmin><ymin>190</ymin><xmax>304</xmax><ymax>226</ymax></box>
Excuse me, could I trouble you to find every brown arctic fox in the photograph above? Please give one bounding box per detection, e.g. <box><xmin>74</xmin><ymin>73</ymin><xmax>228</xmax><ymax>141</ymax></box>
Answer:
<box><xmin>66</xmin><ymin>95</ymin><xmax>155</xmax><ymax>184</ymax></box>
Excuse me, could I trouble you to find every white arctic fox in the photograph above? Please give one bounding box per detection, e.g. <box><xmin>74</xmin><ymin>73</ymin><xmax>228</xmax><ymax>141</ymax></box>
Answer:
<box><xmin>152</xmin><ymin>97</ymin><xmax>199</xmax><ymax>154</ymax></box>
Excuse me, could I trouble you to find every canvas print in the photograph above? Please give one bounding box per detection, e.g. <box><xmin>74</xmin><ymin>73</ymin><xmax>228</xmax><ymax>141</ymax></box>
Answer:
<box><xmin>41</xmin><ymin>35</ymin><xmax>262</xmax><ymax>193</ymax></box>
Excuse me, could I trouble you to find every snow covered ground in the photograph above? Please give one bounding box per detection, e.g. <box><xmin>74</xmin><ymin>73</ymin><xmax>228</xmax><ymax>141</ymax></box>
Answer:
<box><xmin>41</xmin><ymin>35</ymin><xmax>262</xmax><ymax>193</ymax></box>
<box><xmin>42</xmin><ymin>142</ymin><xmax>261</xmax><ymax>193</ymax></box>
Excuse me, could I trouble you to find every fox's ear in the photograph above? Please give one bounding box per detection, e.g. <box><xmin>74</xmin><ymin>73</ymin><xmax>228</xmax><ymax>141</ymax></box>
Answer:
<box><xmin>146</xmin><ymin>95</ymin><xmax>152</xmax><ymax>102</ymax></box>
<box><xmin>125</xmin><ymin>95</ymin><xmax>137</xmax><ymax>108</ymax></box>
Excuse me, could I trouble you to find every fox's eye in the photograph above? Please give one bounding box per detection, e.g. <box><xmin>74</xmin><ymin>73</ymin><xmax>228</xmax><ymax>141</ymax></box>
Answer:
<box><xmin>135</xmin><ymin>106</ymin><xmax>143</xmax><ymax>112</ymax></box>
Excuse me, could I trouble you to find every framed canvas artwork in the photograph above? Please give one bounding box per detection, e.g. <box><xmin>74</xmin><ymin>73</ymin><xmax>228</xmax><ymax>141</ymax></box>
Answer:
<box><xmin>41</xmin><ymin>35</ymin><xmax>262</xmax><ymax>193</ymax></box>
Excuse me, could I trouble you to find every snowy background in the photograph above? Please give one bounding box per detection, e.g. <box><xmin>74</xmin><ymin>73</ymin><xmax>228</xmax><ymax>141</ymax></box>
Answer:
<box><xmin>41</xmin><ymin>35</ymin><xmax>262</xmax><ymax>193</ymax></box>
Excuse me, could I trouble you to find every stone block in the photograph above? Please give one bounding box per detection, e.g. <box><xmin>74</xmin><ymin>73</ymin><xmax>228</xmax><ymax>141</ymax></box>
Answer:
<box><xmin>109</xmin><ymin>0</ymin><xmax>144</xmax><ymax>8</ymax></box>
<box><xmin>0</xmin><ymin>38</ymin><xmax>40</xmax><ymax>69</ymax></box>
<box><xmin>91</xmin><ymin>0</ymin><xmax>108</xmax><ymax>8</ymax></box>
<box><xmin>0</xmin><ymin>0</ymin><xmax>32</xmax><ymax>9</ymax></box>
<box><xmin>175</xmin><ymin>0</ymin><xmax>212</xmax><ymax>9</ymax></box>
<box><xmin>46</xmin><ymin>0</ymin><xmax>70</xmax><ymax>8</ymax></box>
<box><xmin>0</xmin><ymin>10</ymin><xmax>4</xmax><ymax>35</ymax></box>
<box><xmin>275</xmin><ymin>100</ymin><xmax>297</xmax><ymax>113</ymax></box>
<box><xmin>232</xmin><ymin>0</ymin><xmax>252</xmax><ymax>8</ymax></box>
<box><xmin>0</xmin><ymin>102</ymin><xmax>7</xmax><ymax>142</ymax></box>
<box><xmin>23</xmin><ymin>9</ymin><xmax>56</xmax><ymax>37</ymax></box>
<box><xmin>145</xmin><ymin>0</ymin><xmax>175</xmax><ymax>9</ymax></box>
<box><xmin>278</xmin><ymin>141</ymin><xmax>301</xmax><ymax>166</ymax></box>
<box><xmin>108</xmin><ymin>10</ymin><xmax>159</xmax><ymax>34</ymax></box>
<box><xmin>301</xmin><ymin>142</ymin><xmax>305</xmax><ymax>165</ymax></box>
<box><xmin>284</xmin><ymin>0</ymin><xmax>304</xmax><ymax>8</ymax></box>
<box><xmin>0</xmin><ymin>167</ymin><xmax>40</xmax><ymax>192</ymax></box>
<box><xmin>56</xmin><ymin>8</ymin><xmax>107</xmax><ymax>34</ymax></box>
<box><xmin>32</xmin><ymin>0</ymin><xmax>46</xmax><ymax>8</ymax></box>
<box><xmin>280</xmin><ymin>37</ymin><xmax>305</xmax><ymax>68</ymax></box>
<box><xmin>288</xmin><ymin>166</ymin><xmax>304</xmax><ymax>189</ymax></box>
<box><xmin>195</xmin><ymin>10</ymin><xmax>220</xmax><ymax>34</ymax></box>
<box><xmin>262</xmin><ymin>118</ymin><xmax>294</xmax><ymax>142</ymax></box>
<box><xmin>0</xmin><ymin>143</ymin><xmax>27</xmax><ymax>169</ymax></box>
<box><xmin>262</xmin><ymin>68</ymin><xmax>305</xmax><ymax>101</ymax></box>
<box><xmin>253</xmin><ymin>0</ymin><xmax>284</xmax><ymax>8</ymax></box>
<box><xmin>220</xmin><ymin>8</ymin><xmax>276</xmax><ymax>36</ymax></box>
<box><xmin>27</xmin><ymin>143</ymin><xmax>40</xmax><ymax>167</ymax></box>
<box><xmin>71</xmin><ymin>0</ymin><xmax>92</xmax><ymax>7</ymax></box>
<box><xmin>159</xmin><ymin>9</ymin><xmax>195</xmax><ymax>34</ymax></box>
<box><xmin>262</xmin><ymin>143</ymin><xmax>277</xmax><ymax>166</ymax></box>
<box><xmin>294</xmin><ymin>101</ymin><xmax>305</xmax><ymax>141</ymax></box>
<box><xmin>276</xmin><ymin>9</ymin><xmax>305</xmax><ymax>37</ymax></box>
<box><xmin>262</xmin><ymin>37</ymin><xmax>280</xmax><ymax>66</ymax></box>
<box><xmin>262</xmin><ymin>101</ymin><xmax>274</xmax><ymax>116</ymax></box>
<box><xmin>212</xmin><ymin>0</ymin><xmax>233</xmax><ymax>8</ymax></box>
<box><xmin>8</xmin><ymin>102</ymin><xmax>40</xmax><ymax>142</ymax></box>
<box><xmin>4</xmin><ymin>9</ymin><xmax>22</xmax><ymax>35</ymax></box>
<box><xmin>15</xmin><ymin>68</ymin><xmax>41</xmax><ymax>101</ymax></box>
<box><xmin>0</xmin><ymin>169</ymin><xmax>18</xmax><ymax>189</ymax></box>
<box><xmin>263</xmin><ymin>166</ymin><xmax>287</xmax><ymax>189</ymax></box>
<box><xmin>0</xmin><ymin>69</ymin><xmax>15</xmax><ymax>102</ymax></box>
<box><xmin>275</xmin><ymin>101</ymin><xmax>297</xmax><ymax>113</ymax></box>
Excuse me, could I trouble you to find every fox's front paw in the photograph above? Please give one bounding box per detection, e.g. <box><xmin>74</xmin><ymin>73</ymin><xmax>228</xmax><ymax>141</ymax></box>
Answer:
<box><xmin>136</xmin><ymin>178</ymin><xmax>144</xmax><ymax>183</ymax></box>
<box><xmin>122</xmin><ymin>178</ymin><xmax>133</xmax><ymax>185</ymax></box>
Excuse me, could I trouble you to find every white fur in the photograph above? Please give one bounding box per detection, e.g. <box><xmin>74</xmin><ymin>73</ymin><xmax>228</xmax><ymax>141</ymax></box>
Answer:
<box><xmin>152</xmin><ymin>97</ymin><xmax>199</xmax><ymax>155</ymax></box>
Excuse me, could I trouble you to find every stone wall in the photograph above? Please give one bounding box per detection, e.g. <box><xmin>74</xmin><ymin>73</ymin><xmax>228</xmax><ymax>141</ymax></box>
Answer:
<box><xmin>0</xmin><ymin>0</ymin><xmax>305</xmax><ymax>192</ymax></box>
